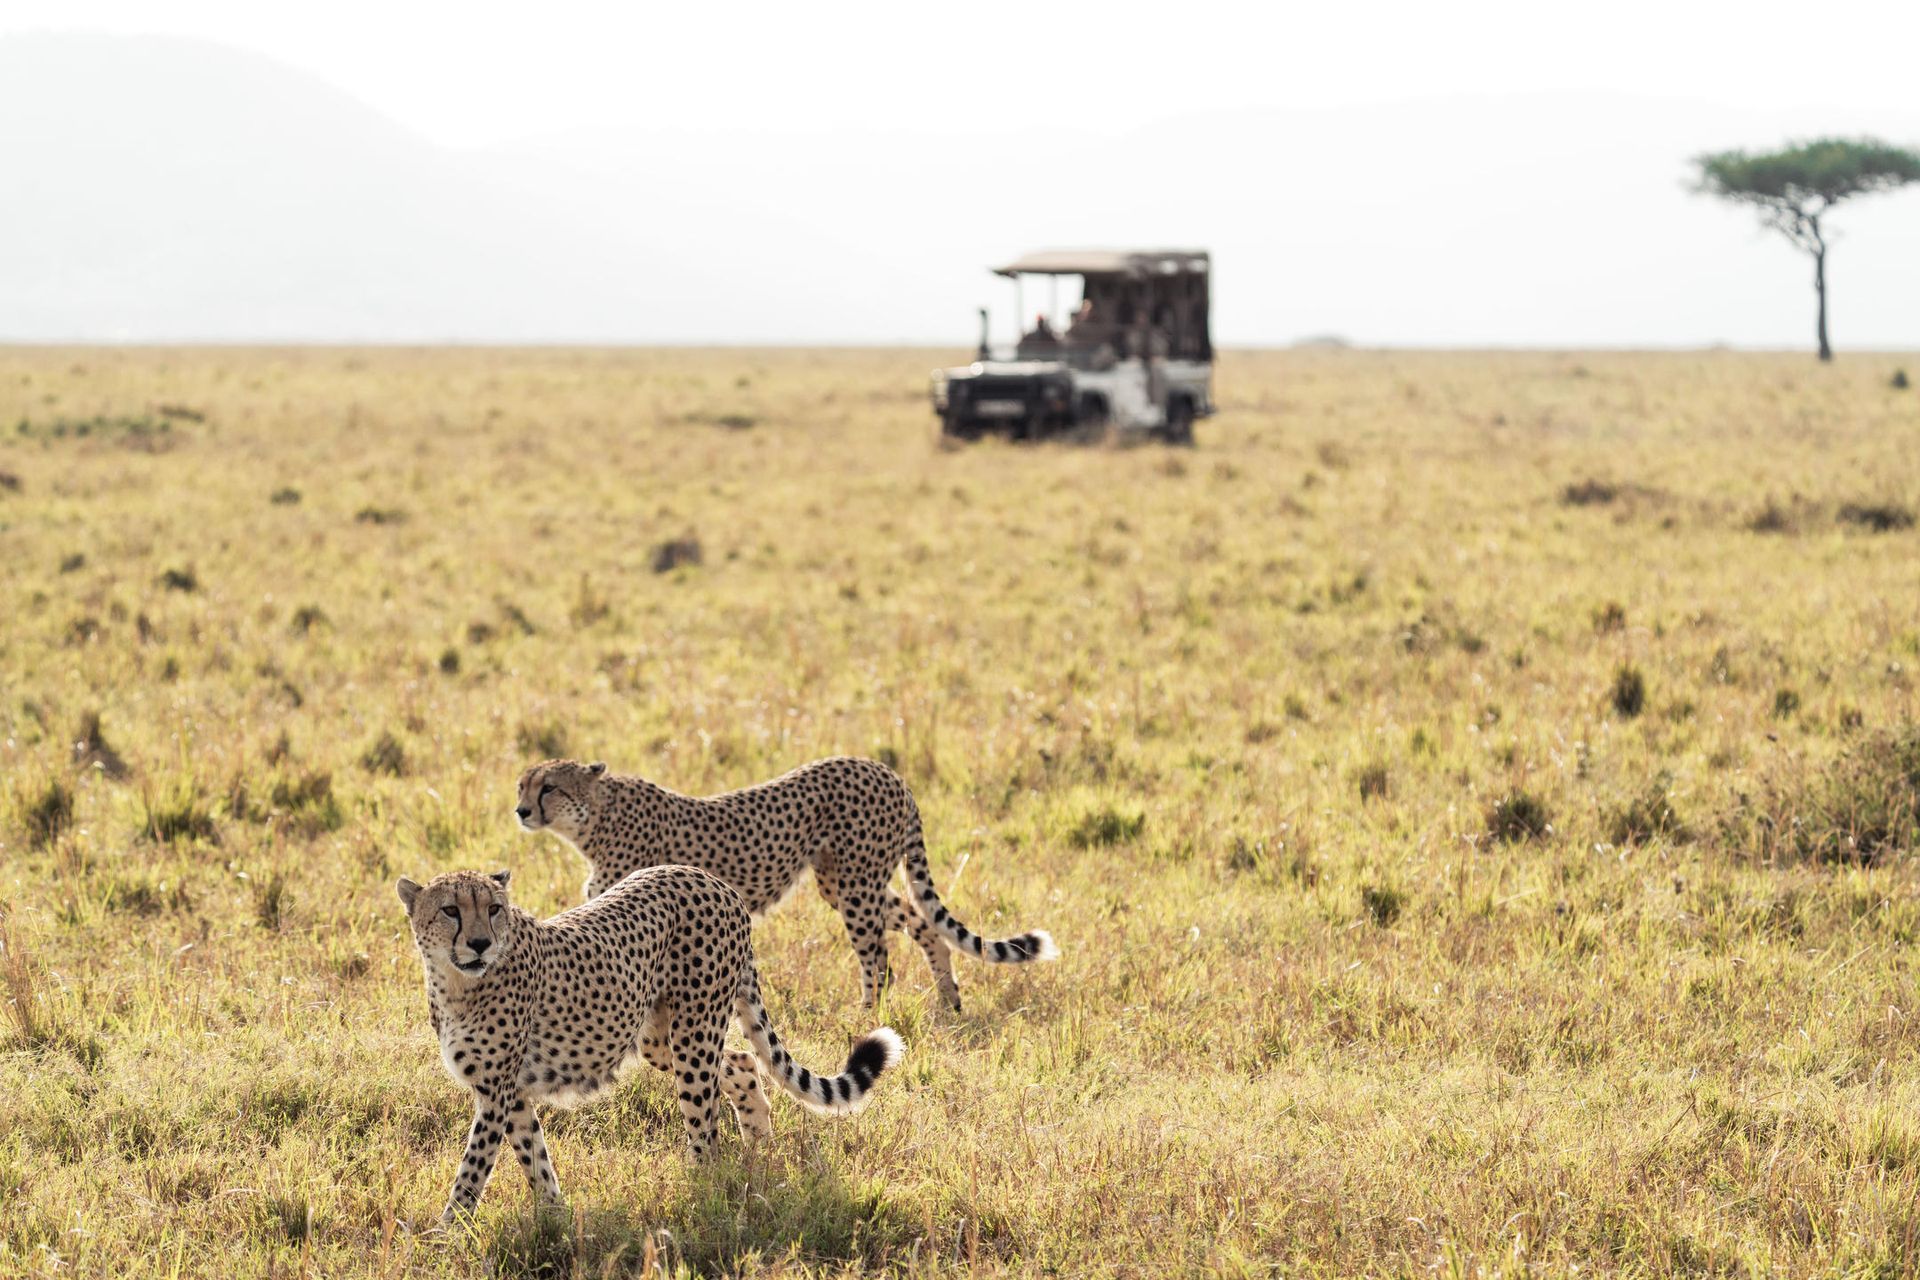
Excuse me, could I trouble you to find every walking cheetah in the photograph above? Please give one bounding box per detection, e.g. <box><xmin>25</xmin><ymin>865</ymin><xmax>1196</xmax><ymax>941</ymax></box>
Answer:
<box><xmin>396</xmin><ymin>865</ymin><xmax>903</xmax><ymax>1224</ymax></box>
<box><xmin>514</xmin><ymin>756</ymin><xmax>1057</xmax><ymax>1010</ymax></box>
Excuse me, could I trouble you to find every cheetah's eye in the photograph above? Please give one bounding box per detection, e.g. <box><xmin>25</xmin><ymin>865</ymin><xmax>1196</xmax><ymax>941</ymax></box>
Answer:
<box><xmin>488</xmin><ymin>904</ymin><xmax>500</xmax><ymax>917</ymax></box>
<box><xmin>440</xmin><ymin>905</ymin><xmax>460</xmax><ymax>921</ymax></box>
<box><xmin>539</xmin><ymin>784</ymin><xmax>555</xmax><ymax>797</ymax></box>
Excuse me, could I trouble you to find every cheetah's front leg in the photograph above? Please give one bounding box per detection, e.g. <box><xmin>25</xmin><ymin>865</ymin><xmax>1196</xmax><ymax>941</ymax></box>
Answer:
<box><xmin>441</xmin><ymin>1088</ymin><xmax>559</xmax><ymax>1224</ymax></box>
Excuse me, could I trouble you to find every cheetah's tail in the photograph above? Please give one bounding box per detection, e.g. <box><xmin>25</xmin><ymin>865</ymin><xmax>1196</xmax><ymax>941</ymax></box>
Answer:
<box><xmin>735</xmin><ymin>966</ymin><xmax>903</xmax><ymax>1116</ymax></box>
<box><xmin>901</xmin><ymin>819</ymin><xmax>1059</xmax><ymax>965</ymax></box>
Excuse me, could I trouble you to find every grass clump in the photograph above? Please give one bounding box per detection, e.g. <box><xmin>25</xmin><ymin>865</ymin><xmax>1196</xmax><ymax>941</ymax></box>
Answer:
<box><xmin>21</xmin><ymin>778</ymin><xmax>74</xmax><ymax>847</ymax></box>
<box><xmin>1606</xmin><ymin>772</ymin><xmax>1688</xmax><ymax>846</ymax></box>
<box><xmin>157</xmin><ymin>566</ymin><xmax>198</xmax><ymax>592</ymax></box>
<box><xmin>651</xmin><ymin>535</ymin><xmax>703</xmax><ymax>573</ymax></box>
<box><xmin>1725</xmin><ymin>725</ymin><xmax>1920</xmax><ymax>866</ymax></box>
<box><xmin>1360</xmin><ymin>882</ymin><xmax>1405</xmax><ymax>926</ymax></box>
<box><xmin>1610</xmin><ymin>663</ymin><xmax>1647</xmax><ymax>718</ymax></box>
<box><xmin>269</xmin><ymin>486</ymin><xmax>301</xmax><ymax>505</ymax></box>
<box><xmin>1065</xmin><ymin>798</ymin><xmax>1146</xmax><ymax>847</ymax></box>
<box><xmin>142</xmin><ymin>782</ymin><xmax>218</xmax><ymax>845</ymax></box>
<box><xmin>1837</xmin><ymin>501</ymin><xmax>1915</xmax><ymax>533</ymax></box>
<box><xmin>1486</xmin><ymin>790</ymin><xmax>1552</xmax><ymax>843</ymax></box>
<box><xmin>360</xmin><ymin>732</ymin><xmax>407</xmax><ymax>777</ymax></box>
<box><xmin>353</xmin><ymin>505</ymin><xmax>406</xmax><ymax>525</ymax></box>
<box><xmin>1354</xmin><ymin>761</ymin><xmax>1390</xmax><ymax>801</ymax></box>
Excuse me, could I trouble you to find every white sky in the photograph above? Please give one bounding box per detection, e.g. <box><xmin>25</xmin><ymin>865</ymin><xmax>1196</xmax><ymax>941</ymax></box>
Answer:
<box><xmin>11</xmin><ymin>0</ymin><xmax>1918</xmax><ymax>149</ymax></box>
<box><xmin>5</xmin><ymin>1</ymin><xmax>1920</xmax><ymax>346</ymax></box>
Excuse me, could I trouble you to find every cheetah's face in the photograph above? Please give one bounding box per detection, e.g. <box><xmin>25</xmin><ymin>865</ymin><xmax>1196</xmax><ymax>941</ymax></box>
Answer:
<box><xmin>397</xmin><ymin>870</ymin><xmax>515</xmax><ymax>979</ymax></box>
<box><xmin>514</xmin><ymin>759</ymin><xmax>606</xmax><ymax>841</ymax></box>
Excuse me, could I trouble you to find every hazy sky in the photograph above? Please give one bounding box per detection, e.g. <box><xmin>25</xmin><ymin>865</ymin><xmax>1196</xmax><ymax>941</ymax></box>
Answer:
<box><xmin>5</xmin><ymin>2</ymin><xmax>1920</xmax><ymax>346</ymax></box>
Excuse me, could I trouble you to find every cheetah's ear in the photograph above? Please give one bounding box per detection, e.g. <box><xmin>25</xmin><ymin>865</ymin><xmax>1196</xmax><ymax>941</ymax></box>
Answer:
<box><xmin>489</xmin><ymin>869</ymin><xmax>512</xmax><ymax>890</ymax></box>
<box><xmin>396</xmin><ymin>877</ymin><xmax>423</xmax><ymax>912</ymax></box>
<box><xmin>587</xmin><ymin>761</ymin><xmax>607</xmax><ymax>776</ymax></box>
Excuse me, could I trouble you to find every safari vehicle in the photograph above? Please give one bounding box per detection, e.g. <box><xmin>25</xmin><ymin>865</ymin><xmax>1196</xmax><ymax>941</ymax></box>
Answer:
<box><xmin>930</xmin><ymin>249</ymin><xmax>1215</xmax><ymax>444</ymax></box>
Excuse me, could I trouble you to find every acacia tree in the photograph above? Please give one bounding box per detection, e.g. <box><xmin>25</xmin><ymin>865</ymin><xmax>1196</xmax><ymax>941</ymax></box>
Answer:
<box><xmin>1694</xmin><ymin>137</ymin><xmax>1920</xmax><ymax>360</ymax></box>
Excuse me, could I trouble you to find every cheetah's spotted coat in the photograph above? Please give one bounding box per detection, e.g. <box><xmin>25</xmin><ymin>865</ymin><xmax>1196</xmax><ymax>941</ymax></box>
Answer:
<box><xmin>515</xmin><ymin>756</ymin><xmax>1057</xmax><ymax>1009</ymax></box>
<box><xmin>397</xmin><ymin>866</ymin><xmax>902</xmax><ymax>1224</ymax></box>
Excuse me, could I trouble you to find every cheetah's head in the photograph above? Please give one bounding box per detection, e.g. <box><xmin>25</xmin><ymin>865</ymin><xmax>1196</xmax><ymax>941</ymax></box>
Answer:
<box><xmin>514</xmin><ymin>759</ymin><xmax>607</xmax><ymax>842</ymax></box>
<box><xmin>396</xmin><ymin>869</ymin><xmax>515</xmax><ymax>979</ymax></box>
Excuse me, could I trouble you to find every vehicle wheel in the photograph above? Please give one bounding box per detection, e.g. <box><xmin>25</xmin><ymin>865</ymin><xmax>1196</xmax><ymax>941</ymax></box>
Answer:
<box><xmin>1076</xmin><ymin>394</ymin><xmax>1111</xmax><ymax>430</ymax></box>
<box><xmin>940</xmin><ymin>410</ymin><xmax>975</xmax><ymax>441</ymax></box>
<box><xmin>1159</xmin><ymin>397</ymin><xmax>1195</xmax><ymax>446</ymax></box>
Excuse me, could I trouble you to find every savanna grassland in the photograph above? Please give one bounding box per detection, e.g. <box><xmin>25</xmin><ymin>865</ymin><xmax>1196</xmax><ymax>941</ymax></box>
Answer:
<box><xmin>3</xmin><ymin>346</ymin><xmax>1920</xmax><ymax>1279</ymax></box>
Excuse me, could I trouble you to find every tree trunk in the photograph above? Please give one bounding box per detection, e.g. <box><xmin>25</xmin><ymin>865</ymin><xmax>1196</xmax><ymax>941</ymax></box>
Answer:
<box><xmin>1811</xmin><ymin>216</ymin><xmax>1832</xmax><ymax>362</ymax></box>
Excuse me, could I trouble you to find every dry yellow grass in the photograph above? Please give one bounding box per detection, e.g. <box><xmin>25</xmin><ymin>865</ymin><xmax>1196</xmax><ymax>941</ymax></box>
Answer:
<box><xmin>2</xmin><ymin>346</ymin><xmax>1919</xmax><ymax>1277</ymax></box>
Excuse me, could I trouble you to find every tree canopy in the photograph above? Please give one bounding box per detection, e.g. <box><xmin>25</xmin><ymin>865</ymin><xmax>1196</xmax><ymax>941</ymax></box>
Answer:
<box><xmin>1693</xmin><ymin>137</ymin><xmax>1920</xmax><ymax>359</ymax></box>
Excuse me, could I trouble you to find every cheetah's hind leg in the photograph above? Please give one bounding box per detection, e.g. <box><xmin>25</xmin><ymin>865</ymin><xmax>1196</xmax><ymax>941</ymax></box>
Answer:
<box><xmin>720</xmin><ymin>1050</ymin><xmax>772</xmax><ymax>1142</ymax></box>
<box><xmin>888</xmin><ymin>889</ymin><xmax>960</xmax><ymax>1011</ymax></box>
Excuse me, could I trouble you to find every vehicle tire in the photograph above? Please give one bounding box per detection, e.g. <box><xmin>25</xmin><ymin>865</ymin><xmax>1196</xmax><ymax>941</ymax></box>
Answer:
<box><xmin>940</xmin><ymin>409</ymin><xmax>976</xmax><ymax>441</ymax></box>
<box><xmin>1159</xmin><ymin>397</ymin><xmax>1195</xmax><ymax>446</ymax></box>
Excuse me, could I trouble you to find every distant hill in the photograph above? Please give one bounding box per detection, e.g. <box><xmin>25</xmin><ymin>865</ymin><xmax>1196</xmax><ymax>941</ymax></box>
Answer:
<box><xmin>3</xmin><ymin>32</ymin><xmax>1918</xmax><ymax>345</ymax></box>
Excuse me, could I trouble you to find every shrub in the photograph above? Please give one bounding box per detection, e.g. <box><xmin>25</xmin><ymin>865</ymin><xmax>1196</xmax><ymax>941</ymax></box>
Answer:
<box><xmin>437</xmin><ymin>647</ymin><xmax>460</xmax><ymax>674</ymax></box>
<box><xmin>1773</xmin><ymin>688</ymin><xmax>1801</xmax><ymax>719</ymax></box>
<box><xmin>354</xmin><ymin>505</ymin><xmax>406</xmax><ymax>525</ymax></box>
<box><xmin>1592</xmin><ymin>601</ymin><xmax>1627</xmax><ymax>633</ymax></box>
<box><xmin>269</xmin><ymin>487</ymin><xmax>302</xmax><ymax>505</ymax></box>
<box><xmin>289</xmin><ymin>605</ymin><xmax>328</xmax><ymax>634</ymax></box>
<box><xmin>157</xmin><ymin>567</ymin><xmax>198</xmax><ymax>592</ymax></box>
<box><xmin>1487</xmin><ymin>791</ymin><xmax>1551</xmax><ymax>843</ymax></box>
<box><xmin>1610</xmin><ymin>664</ymin><xmax>1647</xmax><ymax>718</ymax></box>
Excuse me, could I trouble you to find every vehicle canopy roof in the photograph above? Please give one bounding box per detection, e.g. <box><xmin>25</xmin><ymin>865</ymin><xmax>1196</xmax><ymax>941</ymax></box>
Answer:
<box><xmin>992</xmin><ymin>249</ymin><xmax>1210</xmax><ymax>278</ymax></box>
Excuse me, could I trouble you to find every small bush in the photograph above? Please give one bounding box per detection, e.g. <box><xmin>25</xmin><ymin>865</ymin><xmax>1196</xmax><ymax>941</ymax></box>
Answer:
<box><xmin>651</xmin><ymin>536</ymin><xmax>703</xmax><ymax>574</ymax></box>
<box><xmin>269</xmin><ymin>487</ymin><xmax>302</xmax><ymax>505</ymax></box>
<box><xmin>437</xmin><ymin>647</ymin><xmax>460</xmax><ymax>674</ymax></box>
<box><xmin>1893</xmin><ymin>369</ymin><xmax>1911</xmax><ymax>390</ymax></box>
<box><xmin>360</xmin><ymin>732</ymin><xmax>407</xmax><ymax>777</ymax></box>
<box><xmin>1606</xmin><ymin>773</ymin><xmax>1688</xmax><ymax>846</ymax></box>
<box><xmin>467</xmin><ymin>620</ymin><xmax>497</xmax><ymax>644</ymax></box>
<box><xmin>157</xmin><ymin>567</ymin><xmax>198</xmax><ymax>593</ymax></box>
<box><xmin>0</xmin><ymin>469</ymin><xmax>19</xmax><ymax>493</ymax></box>
<box><xmin>1610</xmin><ymin>664</ymin><xmax>1647</xmax><ymax>718</ymax></box>
<box><xmin>58</xmin><ymin>553</ymin><xmax>84</xmax><ymax>573</ymax></box>
<box><xmin>1592</xmin><ymin>601</ymin><xmax>1627</xmax><ymax>634</ymax></box>
<box><xmin>1773</xmin><ymin>688</ymin><xmax>1801</xmax><ymax>719</ymax></box>
<box><xmin>289</xmin><ymin>605</ymin><xmax>328</xmax><ymax>634</ymax></box>
<box><xmin>1487</xmin><ymin>791</ymin><xmax>1551</xmax><ymax>843</ymax></box>
<box><xmin>1360</xmin><ymin>883</ymin><xmax>1405</xmax><ymax>926</ymax></box>
<box><xmin>1837</xmin><ymin>502</ymin><xmax>1915</xmax><ymax>534</ymax></box>
<box><xmin>354</xmin><ymin>505</ymin><xmax>406</xmax><ymax>525</ymax></box>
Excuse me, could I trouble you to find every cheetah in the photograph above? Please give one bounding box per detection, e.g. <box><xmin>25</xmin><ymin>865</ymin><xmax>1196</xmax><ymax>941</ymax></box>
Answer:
<box><xmin>396</xmin><ymin>865</ymin><xmax>903</xmax><ymax>1224</ymax></box>
<box><xmin>514</xmin><ymin>755</ymin><xmax>1057</xmax><ymax>1010</ymax></box>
